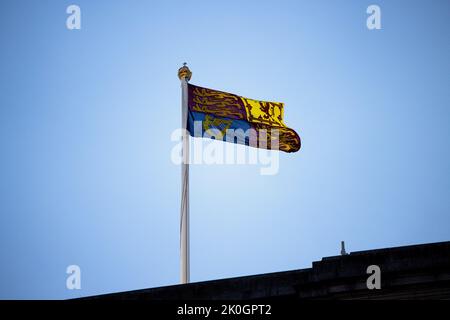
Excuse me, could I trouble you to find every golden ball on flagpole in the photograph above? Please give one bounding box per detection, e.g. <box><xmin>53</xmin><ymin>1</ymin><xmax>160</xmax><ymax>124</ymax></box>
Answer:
<box><xmin>178</xmin><ymin>62</ymin><xmax>192</xmax><ymax>81</ymax></box>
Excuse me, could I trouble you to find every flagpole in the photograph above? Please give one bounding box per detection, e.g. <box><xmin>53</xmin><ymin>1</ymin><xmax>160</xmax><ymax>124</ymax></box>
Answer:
<box><xmin>178</xmin><ymin>63</ymin><xmax>192</xmax><ymax>284</ymax></box>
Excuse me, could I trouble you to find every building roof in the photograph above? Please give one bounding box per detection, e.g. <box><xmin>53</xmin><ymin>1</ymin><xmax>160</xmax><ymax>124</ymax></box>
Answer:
<box><xmin>82</xmin><ymin>241</ymin><xmax>450</xmax><ymax>300</ymax></box>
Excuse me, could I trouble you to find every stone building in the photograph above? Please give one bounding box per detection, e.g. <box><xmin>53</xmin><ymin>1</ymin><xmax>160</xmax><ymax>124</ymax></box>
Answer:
<box><xmin>86</xmin><ymin>241</ymin><xmax>450</xmax><ymax>300</ymax></box>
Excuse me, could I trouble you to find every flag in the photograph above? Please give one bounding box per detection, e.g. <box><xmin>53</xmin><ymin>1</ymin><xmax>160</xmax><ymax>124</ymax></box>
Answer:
<box><xmin>186</xmin><ymin>84</ymin><xmax>301</xmax><ymax>153</ymax></box>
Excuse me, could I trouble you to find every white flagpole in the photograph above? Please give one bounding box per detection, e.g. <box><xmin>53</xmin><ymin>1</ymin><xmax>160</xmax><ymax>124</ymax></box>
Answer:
<box><xmin>178</xmin><ymin>63</ymin><xmax>191</xmax><ymax>284</ymax></box>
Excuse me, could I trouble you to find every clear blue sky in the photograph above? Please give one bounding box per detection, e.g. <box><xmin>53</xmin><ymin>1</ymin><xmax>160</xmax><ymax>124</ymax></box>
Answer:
<box><xmin>0</xmin><ymin>0</ymin><xmax>449</xmax><ymax>299</ymax></box>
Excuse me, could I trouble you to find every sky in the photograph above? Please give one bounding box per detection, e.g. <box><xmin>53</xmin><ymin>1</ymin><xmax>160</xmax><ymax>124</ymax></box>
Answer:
<box><xmin>0</xmin><ymin>0</ymin><xmax>449</xmax><ymax>299</ymax></box>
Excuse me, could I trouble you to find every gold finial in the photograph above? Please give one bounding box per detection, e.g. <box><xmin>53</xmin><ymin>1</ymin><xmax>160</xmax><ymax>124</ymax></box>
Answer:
<box><xmin>178</xmin><ymin>62</ymin><xmax>192</xmax><ymax>81</ymax></box>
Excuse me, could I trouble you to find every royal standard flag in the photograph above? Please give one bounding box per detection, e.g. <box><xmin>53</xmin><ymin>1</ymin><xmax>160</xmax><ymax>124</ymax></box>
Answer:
<box><xmin>186</xmin><ymin>84</ymin><xmax>301</xmax><ymax>153</ymax></box>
